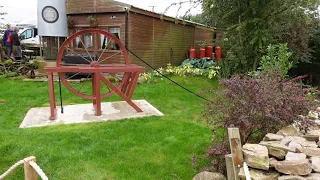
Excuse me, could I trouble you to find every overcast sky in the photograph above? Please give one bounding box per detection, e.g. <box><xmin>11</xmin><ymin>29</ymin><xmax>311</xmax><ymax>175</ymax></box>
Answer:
<box><xmin>0</xmin><ymin>0</ymin><xmax>202</xmax><ymax>24</ymax></box>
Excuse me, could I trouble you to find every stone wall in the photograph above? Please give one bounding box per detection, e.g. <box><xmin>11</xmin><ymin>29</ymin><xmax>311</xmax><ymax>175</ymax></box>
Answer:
<box><xmin>240</xmin><ymin>109</ymin><xmax>320</xmax><ymax>180</ymax></box>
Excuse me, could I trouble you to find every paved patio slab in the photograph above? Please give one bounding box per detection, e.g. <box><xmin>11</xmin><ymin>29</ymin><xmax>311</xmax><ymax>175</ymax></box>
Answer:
<box><xmin>20</xmin><ymin>100</ymin><xmax>163</xmax><ymax>128</ymax></box>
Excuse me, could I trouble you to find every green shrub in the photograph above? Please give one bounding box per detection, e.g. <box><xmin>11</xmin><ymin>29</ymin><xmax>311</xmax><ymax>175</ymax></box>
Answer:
<box><xmin>166</xmin><ymin>63</ymin><xmax>220</xmax><ymax>79</ymax></box>
<box><xmin>181</xmin><ymin>58</ymin><xmax>215</xmax><ymax>69</ymax></box>
<box><xmin>139</xmin><ymin>63</ymin><xmax>220</xmax><ymax>84</ymax></box>
<box><xmin>249</xmin><ymin>43</ymin><xmax>294</xmax><ymax>78</ymax></box>
<box><xmin>2</xmin><ymin>46</ymin><xmax>8</xmax><ymax>55</ymax></box>
<box><xmin>26</xmin><ymin>59</ymin><xmax>39</xmax><ymax>69</ymax></box>
<box><xmin>139</xmin><ymin>72</ymin><xmax>156</xmax><ymax>84</ymax></box>
<box><xmin>4</xmin><ymin>59</ymin><xmax>13</xmax><ymax>66</ymax></box>
<box><xmin>5</xmin><ymin>72</ymin><xmax>19</xmax><ymax>78</ymax></box>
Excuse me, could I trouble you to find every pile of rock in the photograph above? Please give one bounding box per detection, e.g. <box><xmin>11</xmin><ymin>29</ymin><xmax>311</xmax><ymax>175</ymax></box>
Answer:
<box><xmin>308</xmin><ymin>108</ymin><xmax>320</xmax><ymax>123</ymax></box>
<box><xmin>240</xmin><ymin>109</ymin><xmax>320</xmax><ymax>180</ymax></box>
<box><xmin>193</xmin><ymin>109</ymin><xmax>320</xmax><ymax>180</ymax></box>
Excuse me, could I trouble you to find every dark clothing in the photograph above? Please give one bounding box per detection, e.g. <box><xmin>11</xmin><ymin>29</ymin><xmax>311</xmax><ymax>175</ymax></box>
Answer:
<box><xmin>2</xmin><ymin>29</ymin><xmax>12</xmax><ymax>46</ymax></box>
<box><xmin>12</xmin><ymin>45</ymin><xmax>22</xmax><ymax>57</ymax></box>
<box><xmin>11</xmin><ymin>31</ymin><xmax>20</xmax><ymax>46</ymax></box>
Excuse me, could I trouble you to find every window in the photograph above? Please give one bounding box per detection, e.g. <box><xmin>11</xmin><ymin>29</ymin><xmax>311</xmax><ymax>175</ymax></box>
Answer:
<box><xmin>26</xmin><ymin>29</ymin><xmax>33</xmax><ymax>39</ymax></box>
<box><xmin>100</xmin><ymin>34</ymin><xmax>109</xmax><ymax>50</ymax></box>
<box><xmin>21</xmin><ymin>29</ymin><xmax>33</xmax><ymax>39</ymax></box>
<box><xmin>75</xmin><ymin>36</ymin><xmax>82</xmax><ymax>48</ymax></box>
<box><xmin>84</xmin><ymin>33</ymin><xmax>93</xmax><ymax>49</ymax></box>
<box><xmin>72</xmin><ymin>27</ymin><xmax>121</xmax><ymax>50</ymax></box>
<box><xmin>34</xmin><ymin>28</ymin><xmax>38</xmax><ymax>36</ymax></box>
<box><xmin>109</xmin><ymin>28</ymin><xmax>120</xmax><ymax>50</ymax></box>
<box><xmin>100</xmin><ymin>27</ymin><xmax>120</xmax><ymax>50</ymax></box>
<box><xmin>74</xmin><ymin>33</ymin><xmax>93</xmax><ymax>49</ymax></box>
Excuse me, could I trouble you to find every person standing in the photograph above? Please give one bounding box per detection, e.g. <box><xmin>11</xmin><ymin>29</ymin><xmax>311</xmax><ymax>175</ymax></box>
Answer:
<box><xmin>11</xmin><ymin>27</ymin><xmax>22</xmax><ymax>59</ymax></box>
<box><xmin>1</xmin><ymin>25</ymin><xmax>14</xmax><ymax>57</ymax></box>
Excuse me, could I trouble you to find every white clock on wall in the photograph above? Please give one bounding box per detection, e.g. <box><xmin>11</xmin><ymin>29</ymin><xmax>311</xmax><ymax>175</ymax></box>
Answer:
<box><xmin>37</xmin><ymin>0</ymin><xmax>68</xmax><ymax>37</ymax></box>
<box><xmin>42</xmin><ymin>6</ymin><xmax>59</xmax><ymax>23</ymax></box>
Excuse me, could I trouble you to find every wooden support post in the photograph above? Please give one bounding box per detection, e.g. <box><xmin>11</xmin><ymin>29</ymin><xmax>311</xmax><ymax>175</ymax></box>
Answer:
<box><xmin>228</xmin><ymin>128</ymin><xmax>244</xmax><ymax>180</ymax></box>
<box><xmin>121</xmin><ymin>72</ymin><xmax>132</xmax><ymax>93</ymax></box>
<box><xmin>39</xmin><ymin>36</ymin><xmax>43</xmax><ymax>57</ymax></box>
<box><xmin>24</xmin><ymin>156</ymin><xmax>37</xmax><ymax>180</ymax></box>
<box><xmin>126</xmin><ymin>72</ymin><xmax>139</xmax><ymax>98</ymax></box>
<box><xmin>100</xmin><ymin>75</ymin><xmax>143</xmax><ymax>112</ymax></box>
<box><xmin>92</xmin><ymin>73</ymin><xmax>97</xmax><ymax>107</ymax></box>
<box><xmin>48</xmin><ymin>73</ymin><xmax>57</xmax><ymax>120</ymax></box>
<box><xmin>225</xmin><ymin>154</ymin><xmax>235</xmax><ymax>180</ymax></box>
<box><xmin>94</xmin><ymin>73</ymin><xmax>101</xmax><ymax>116</ymax></box>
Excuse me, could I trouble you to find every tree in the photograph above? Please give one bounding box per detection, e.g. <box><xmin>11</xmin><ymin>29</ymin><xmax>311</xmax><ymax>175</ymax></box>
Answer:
<box><xmin>289</xmin><ymin>15</ymin><xmax>320</xmax><ymax>85</ymax></box>
<box><xmin>202</xmin><ymin>0</ymin><xmax>320</xmax><ymax>76</ymax></box>
<box><xmin>0</xmin><ymin>5</ymin><xmax>7</xmax><ymax>21</ymax></box>
<box><xmin>0</xmin><ymin>5</ymin><xmax>8</xmax><ymax>36</ymax></box>
<box><xmin>167</xmin><ymin>1</ymin><xmax>320</xmax><ymax>77</ymax></box>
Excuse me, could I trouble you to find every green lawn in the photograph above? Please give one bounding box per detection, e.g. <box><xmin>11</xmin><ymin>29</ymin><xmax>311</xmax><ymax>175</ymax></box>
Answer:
<box><xmin>0</xmin><ymin>76</ymin><xmax>218</xmax><ymax>179</ymax></box>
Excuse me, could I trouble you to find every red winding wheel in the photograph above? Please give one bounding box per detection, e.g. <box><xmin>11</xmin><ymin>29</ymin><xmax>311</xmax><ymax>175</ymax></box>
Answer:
<box><xmin>45</xmin><ymin>29</ymin><xmax>145</xmax><ymax>120</ymax></box>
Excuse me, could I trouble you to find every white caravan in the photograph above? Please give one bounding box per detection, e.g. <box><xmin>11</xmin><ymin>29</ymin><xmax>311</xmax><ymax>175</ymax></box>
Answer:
<box><xmin>16</xmin><ymin>23</ymin><xmax>40</xmax><ymax>47</ymax></box>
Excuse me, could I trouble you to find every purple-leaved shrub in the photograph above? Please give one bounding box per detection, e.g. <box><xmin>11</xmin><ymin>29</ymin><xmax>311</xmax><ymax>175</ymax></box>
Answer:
<box><xmin>201</xmin><ymin>70</ymin><xmax>319</xmax><ymax>174</ymax></box>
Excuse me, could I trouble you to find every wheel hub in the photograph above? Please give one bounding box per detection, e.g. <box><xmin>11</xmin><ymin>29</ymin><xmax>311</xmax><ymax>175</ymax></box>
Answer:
<box><xmin>90</xmin><ymin>61</ymin><xmax>100</xmax><ymax>68</ymax></box>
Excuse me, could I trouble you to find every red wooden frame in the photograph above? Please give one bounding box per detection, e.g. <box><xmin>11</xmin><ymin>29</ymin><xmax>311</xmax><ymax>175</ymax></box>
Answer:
<box><xmin>44</xmin><ymin>29</ymin><xmax>145</xmax><ymax>120</ymax></box>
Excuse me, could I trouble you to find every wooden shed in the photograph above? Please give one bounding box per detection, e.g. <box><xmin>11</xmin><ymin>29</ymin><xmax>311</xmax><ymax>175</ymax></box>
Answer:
<box><xmin>65</xmin><ymin>0</ymin><xmax>216</xmax><ymax>69</ymax></box>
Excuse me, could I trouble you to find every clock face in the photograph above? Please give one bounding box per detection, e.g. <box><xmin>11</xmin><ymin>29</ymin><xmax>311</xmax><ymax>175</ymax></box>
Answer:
<box><xmin>42</xmin><ymin>6</ymin><xmax>59</xmax><ymax>23</ymax></box>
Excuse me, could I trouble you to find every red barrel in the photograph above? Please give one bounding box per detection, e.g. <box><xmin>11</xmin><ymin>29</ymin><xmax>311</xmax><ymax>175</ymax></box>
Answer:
<box><xmin>189</xmin><ymin>47</ymin><xmax>196</xmax><ymax>59</ymax></box>
<box><xmin>199</xmin><ymin>48</ymin><xmax>206</xmax><ymax>59</ymax></box>
<box><xmin>215</xmin><ymin>46</ymin><xmax>222</xmax><ymax>60</ymax></box>
<box><xmin>206</xmin><ymin>46</ymin><xmax>213</xmax><ymax>59</ymax></box>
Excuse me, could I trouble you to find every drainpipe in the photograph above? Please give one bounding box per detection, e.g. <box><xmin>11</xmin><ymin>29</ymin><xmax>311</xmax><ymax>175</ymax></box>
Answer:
<box><xmin>125</xmin><ymin>9</ymin><xmax>129</xmax><ymax>49</ymax></box>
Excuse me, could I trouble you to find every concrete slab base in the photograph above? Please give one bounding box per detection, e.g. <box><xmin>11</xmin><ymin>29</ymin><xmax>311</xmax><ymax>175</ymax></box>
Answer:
<box><xmin>20</xmin><ymin>100</ymin><xmax>163</xmax><ymax>128</ymax></box>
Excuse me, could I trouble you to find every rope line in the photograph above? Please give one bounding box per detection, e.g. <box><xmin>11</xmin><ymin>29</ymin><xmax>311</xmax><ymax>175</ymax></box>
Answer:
<box><xmin>29</xmin><ymin>161</ymin><xmax>48</xmax><ymax>180</ymax></box>
<box><xmin>0</xmin><ymin>160</ymin><xmax>24</xmax><ymax>179</ymax></box>
<box><xmin>127</xmin><ymin>49</ymin><xmax>214</xmax><ymax>104</ymax></box>
<box><xmin>0</xmin><ymin>157</ymin><xmax>48</xmax><ymax>180</ymax></box>
<box><xmin>243</xmin><ymin>162</ymin><xmax>251</xmax><ymax>180</ymax></box>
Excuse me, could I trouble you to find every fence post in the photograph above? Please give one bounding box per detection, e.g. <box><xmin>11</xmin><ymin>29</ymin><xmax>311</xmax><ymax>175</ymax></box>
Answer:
<box><xmin>228</xmin><ymin>128</ymin><xmax>244</xmax><ymax>180</ymax></box>
<box><xmin>225</xmin><ymin>154</ymin><xmax>235</xmax><ymax>180</ymax></box>
<box><xmin>24</xmin><ymin>156</ymin><xmax>37</xmax><ymax>180</ymax></box>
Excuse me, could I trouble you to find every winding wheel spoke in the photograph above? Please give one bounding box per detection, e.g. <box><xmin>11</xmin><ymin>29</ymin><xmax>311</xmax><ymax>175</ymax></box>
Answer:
<box><xmin>78</xmin><ymin>74</ymin><xmax>91</xmax><ymax>93</ymax></box>
<box><xmin>65</xmin><ymin>47</ymin><xmax>92</xmax><ymax>64</ymax></box>
<box><xmin>65</xmin><ymin>72</ymin><xmax>82</xmax><ymax>80</ymax></box>
<box><xmin>97</xmin><ymin>39</ymin><xmax>112</xmax><ymax>62</ymax></box>
<box><xmin>57</xmin><ymin>29</ymin><xmax>132</xmax><ymax>100</ymax></box>
<box><xmin>98</xmin><ymin>51</ymin><xmax>123</xmax><ymax>64</ymax></box>
<box><xmin>79</xmin><ymin>37</ymin><xmax>94</xmax><ymax>62</ymax></box>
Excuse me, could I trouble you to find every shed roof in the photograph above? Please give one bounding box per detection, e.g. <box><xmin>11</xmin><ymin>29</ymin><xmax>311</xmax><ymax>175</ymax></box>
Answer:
<box><xmin>66</xmin><ymin>0</ymin><xmax>216</xmax><ymax>31</ymax></box>
<box><xmin>129</xmin><ymin>6</ymin><xmax>216</xmax><ymax>31</ymax></box>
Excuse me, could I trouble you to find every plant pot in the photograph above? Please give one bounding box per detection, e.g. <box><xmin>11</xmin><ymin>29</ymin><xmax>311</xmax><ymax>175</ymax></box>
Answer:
<box><xmin>90</xmin><ymin>22</ymin><xmax>98</xmax><ymax>28</ymax></box>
